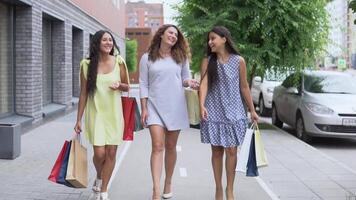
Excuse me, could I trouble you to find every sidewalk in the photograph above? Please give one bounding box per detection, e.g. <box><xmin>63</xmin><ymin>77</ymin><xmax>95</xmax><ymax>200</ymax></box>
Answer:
<box><xmin>258</xmin><ymin>123</ymin><xmax>356</xmax><ymax>200</ymax></box>
<box><xmin>346</xmin><ymin>69</ymin><xmax>356</xmax><ymax>76</ymax></box>
<box><xmin>0</xmin><ymin>111</ymin><xmax>355</xmax><ymax>200</ymax></box>
<box><xmin>109</xmin><ymin>127</ymin><xmax>272</xmax><ymax>200</ymax></box>
<box><xmin>0</xmin><ymin>113</ymin><xmax>95</xmax><ymax>200</ymax></box>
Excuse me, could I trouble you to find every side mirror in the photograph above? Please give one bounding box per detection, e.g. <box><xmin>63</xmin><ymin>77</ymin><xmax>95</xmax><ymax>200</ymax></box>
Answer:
<box><xmin>253</xmin><ymin>76</ymin><xmax>262</xmax><ymax>84</ymax></box>
<box><xmin>286</xmin><ymin>87</ymin><xmax>299</xmax><ymax>94</ymax></box>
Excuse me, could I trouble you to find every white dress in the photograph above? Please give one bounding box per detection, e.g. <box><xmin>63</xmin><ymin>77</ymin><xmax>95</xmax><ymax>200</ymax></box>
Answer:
<box><xmin>139</xmin><ymin>53</ymin><xmax>190</xmax><ymax>131</ymax></box>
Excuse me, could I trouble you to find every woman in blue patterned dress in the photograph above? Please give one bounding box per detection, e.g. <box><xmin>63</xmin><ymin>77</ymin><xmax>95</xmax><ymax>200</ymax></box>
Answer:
<box><xmin>199</xmin><ymin>26</ymin><xmax>259</xmax><ymax>200</ymax></box>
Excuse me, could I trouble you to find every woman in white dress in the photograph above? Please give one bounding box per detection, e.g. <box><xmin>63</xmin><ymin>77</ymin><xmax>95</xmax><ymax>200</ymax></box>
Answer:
<box><xmin>139</xmin><ymin>24</ymin><xmax>199</xmax><ymax>200</ymax></box>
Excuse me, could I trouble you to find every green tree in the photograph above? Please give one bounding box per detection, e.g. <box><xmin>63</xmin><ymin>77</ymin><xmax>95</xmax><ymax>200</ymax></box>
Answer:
<box><xmin>125</xmin><ymin>39</ymin><xmax>138</xmax><ymax>73</ymax></box>
<box><xmin>175</xmin><ymin>0</ymin><xmax>329</xmax><ymax>83</ymax></box>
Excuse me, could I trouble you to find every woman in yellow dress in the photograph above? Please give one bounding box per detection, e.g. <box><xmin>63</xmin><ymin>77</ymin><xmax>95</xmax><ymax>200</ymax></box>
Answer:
<box><xmin>74</xmin><ymin>30</ymin><xmax>129</xmax><ymax>200</ymax></box>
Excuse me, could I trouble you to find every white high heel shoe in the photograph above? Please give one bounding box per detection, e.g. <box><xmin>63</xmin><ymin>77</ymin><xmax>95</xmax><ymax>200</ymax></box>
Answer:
<box><xmin>92</xmin><ymin>178</ymin><xmax>102</xmax><ymax>193</ymax></box>
<box><xmin>100</xmin><ymin>192</ymin><xmax>110</xmax><ymax>200</ymax></box>
<box><xmin>162</xmin><ymin>192</ymin><xmax>173</xmax><ymax>199</ymax></box>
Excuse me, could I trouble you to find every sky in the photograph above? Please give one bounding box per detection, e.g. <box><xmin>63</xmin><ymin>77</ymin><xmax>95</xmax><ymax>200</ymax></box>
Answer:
<box><xmin>127</xmin><ymin>0</ymin><xmax>182</xmax><ymax>25</ymax></box>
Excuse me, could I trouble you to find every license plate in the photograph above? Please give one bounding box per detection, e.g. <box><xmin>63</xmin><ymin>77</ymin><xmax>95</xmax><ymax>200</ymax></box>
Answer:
<box><xmin>342</xmin><ymin>118</ymin><xmax>356</xmax><ymax>126</ymax></box>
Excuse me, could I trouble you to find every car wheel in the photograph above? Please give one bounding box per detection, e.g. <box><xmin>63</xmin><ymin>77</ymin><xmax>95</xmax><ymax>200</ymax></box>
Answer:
<box><xmin>259</xmin><ymin>96</ymin><xmax>270</xmax><ymax>116</ymax></box>
<box><xmin>272</xmin><ymin>104</ymin><xmax>283</xmax><ymax>128</ymax></box>
<box><xmin>296</xmin><ymin>114</ymin><xmax>313</xmax><ymax>143</ymax></box>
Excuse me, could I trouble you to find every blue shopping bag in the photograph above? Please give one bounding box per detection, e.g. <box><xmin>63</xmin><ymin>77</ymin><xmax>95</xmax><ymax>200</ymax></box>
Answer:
<box><xmin>246</xmin><ymin>133</ymin><xmax>259</xmax><ymax>177</ymax></box>
<box><xmin>56</xmin><ymin>141</ymin><xmax>74</xmax><ymax>187</ymax></box>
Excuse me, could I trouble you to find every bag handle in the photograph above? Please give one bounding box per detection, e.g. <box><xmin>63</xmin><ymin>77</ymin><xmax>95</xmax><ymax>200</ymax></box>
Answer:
<box><xmin>72</xmin><ymin>133</ymin><xmax>83</xmax><ymax>145</ymax></box>
<box><xmin>116</xmin><ymin>55</ymin><xmax>131</xmax><ymax>97</ymax></box>
<box><xmin>254</xmin><ymin>123</ymin><xmax>261</xmax><ymax>135</ymax></box>
<box><xmin>249</xmin><ymin>122</ymin><xmax>258</xmax><ymax>130</ymax></box>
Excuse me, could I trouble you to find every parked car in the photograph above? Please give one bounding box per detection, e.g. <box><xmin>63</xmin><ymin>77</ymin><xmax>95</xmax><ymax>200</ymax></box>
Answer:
<box><xmin>251</xmin><ymin>71</ymin><xmax>286</xmax><ymax>116</ymax></box>
<box><xmin>272</xmin><ymin>70</ymin><xmax>356</xmax><ymax>142</ymax></box>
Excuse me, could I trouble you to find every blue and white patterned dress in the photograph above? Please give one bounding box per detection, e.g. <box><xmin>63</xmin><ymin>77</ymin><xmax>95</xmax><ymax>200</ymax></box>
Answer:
<box><xmin>200</xmin><ymin>54</ymin><xmax>247</xmax><ymax>147</ymax></box>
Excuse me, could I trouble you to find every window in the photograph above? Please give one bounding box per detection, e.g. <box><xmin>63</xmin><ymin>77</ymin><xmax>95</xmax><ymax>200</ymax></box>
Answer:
<box><xmin>135</xmin><ymin>32</ymin><xmax>142</xmax><ymax>35</ymax></box>
<box><xmin>304</xmin><ymin>73</ymin><xmax>356</xmax><ymax>94</ymax></box>
<box><xmin>112</xmin><ymin>0</ymin><xmax>116</xmax><ymax>5</ymax></box>
<box><xmin>72</xmin><ymin>27</ymin><xmax>83</xmax><ymax>97</ymax></box>
<box><xmin>0</xmin><ymin>3</ymin><xmax>14</xmax><ymax>117</ymax></box>
<box><xmin>112</xmin><ymin>0</ymin><xmax>120</xmax><ymax>9</ymax></box>
<box><xmin>89</xmin><ymin>34</ymin><xmax>94</xmax><ymax>45</ymax></box>
<box><xmin>42</xmin><ymin>18</ymin><xmax>53</xmax><ymax>106</ymax></box>
<box><xmin>282</xmin><ymin>73</ymin><xmax>301</xmax><ymax>90</ymax></box>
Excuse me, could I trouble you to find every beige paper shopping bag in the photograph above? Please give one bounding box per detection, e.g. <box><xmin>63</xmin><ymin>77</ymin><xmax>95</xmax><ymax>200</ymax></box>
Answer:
<box><xmin>185</xmin><ymin>89</ymin><xmax>200</xmax><ymax>125</ymax></box>
<box><xmin>254</xmin><ymin>125</ymin><xmax>268</xmax><ymax>167</ymax></box>
<box><xmin>66</xmin><ymin>138</ymin><xmax>88</xmax><ymax>188</ymax></box>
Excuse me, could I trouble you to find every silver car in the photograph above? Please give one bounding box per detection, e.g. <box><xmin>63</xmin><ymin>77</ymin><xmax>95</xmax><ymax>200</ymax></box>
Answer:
<box><xmin>272</xmin><ymin>70</ymin><xmax>356</xmax><ymax>142</ymax></box>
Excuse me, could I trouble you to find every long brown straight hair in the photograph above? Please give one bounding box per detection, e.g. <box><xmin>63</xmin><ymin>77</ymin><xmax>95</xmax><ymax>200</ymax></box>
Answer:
<box><xmin>87</xmin><ymin>30</ymin><xmax>119</xmax><ymax>96</ymax></box>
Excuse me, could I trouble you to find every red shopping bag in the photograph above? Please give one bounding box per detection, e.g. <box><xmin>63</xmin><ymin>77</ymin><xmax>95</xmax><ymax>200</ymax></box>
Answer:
<box><xmin>122</xmin><ymin>96</ymin><xmax>136</xmax><ymax>141</ymax></box>
<box><xmin>48</xmin><ymin>140</ymin><xmax>70</xmax><ymax>183</ymax></box>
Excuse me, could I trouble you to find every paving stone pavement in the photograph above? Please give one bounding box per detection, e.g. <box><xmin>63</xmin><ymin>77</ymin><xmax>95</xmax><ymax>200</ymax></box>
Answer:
<box><xmin>0</xmin><ymin>112</ymin><xmax>95</xmax><ymax>200</ymax></box>
<box><xmin>2</xmin><ymin>110</ymin><xmax>356</xmax><ymax>200</ymax></box>
<box><xmin>258</xmin><ymin>125</ymin><xmax>356</xmax><ymax>200</ymax></box>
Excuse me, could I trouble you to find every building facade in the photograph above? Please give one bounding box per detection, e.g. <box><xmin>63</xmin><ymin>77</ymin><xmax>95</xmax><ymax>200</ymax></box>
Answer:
<box><xmin>348</xmin><ymin>4</ymin><xmax>356</xmax><ymax>69</ymax></box>
<box><xmin>125</xmin><ymin>0</ymin><xmax>163</xmax><ymax>83</ymax></box>
<box><xmin>0</xmin><ymin>0</ymin><xmax>125</xmax><ymax>129</ymax></box>
<box><xmin>126</xmin><ymin>0</ymin><xmax>163</xmax><ymax>32</ymax></box>
<box><xmin>126</xmin><ymin>27</ymin><xmax>152</xmax><ymax>83</ymax></box>
<box><xmin>326</xmin><ymin>0</ymin><xmax>348</xmax><ymax>59</ymax></box>
<box><xmin>326</xmin><ymin>0</ymin><xmax>356</xmax><ymax>69</ymax></box>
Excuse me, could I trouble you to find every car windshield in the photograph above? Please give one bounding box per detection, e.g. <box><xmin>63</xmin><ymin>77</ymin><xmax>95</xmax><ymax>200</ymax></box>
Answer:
<box><xmin>304</xmin><ymin>73</ymin><xmax>356</xmax><ymax>94</ymax></box>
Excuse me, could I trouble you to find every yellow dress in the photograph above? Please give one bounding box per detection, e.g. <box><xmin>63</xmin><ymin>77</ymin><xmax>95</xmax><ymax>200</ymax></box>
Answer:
<box><xmin>80</xmin><ymin>56</ymin><xmax>125</xmax><ymax>146</ymax></box>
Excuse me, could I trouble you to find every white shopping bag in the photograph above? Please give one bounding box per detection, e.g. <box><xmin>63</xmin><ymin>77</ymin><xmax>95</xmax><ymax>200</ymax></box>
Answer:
<box><xmin>236</xmin><ymin>124</ymin><xmax>255</xmax><ymax>173</ymax></box>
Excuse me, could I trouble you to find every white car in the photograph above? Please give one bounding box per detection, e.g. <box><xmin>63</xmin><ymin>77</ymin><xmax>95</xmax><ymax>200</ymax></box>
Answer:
<box><xmin>251</xmin><ymin>72</ymin><xmax>284</xmax><ymax>116</ymax></box>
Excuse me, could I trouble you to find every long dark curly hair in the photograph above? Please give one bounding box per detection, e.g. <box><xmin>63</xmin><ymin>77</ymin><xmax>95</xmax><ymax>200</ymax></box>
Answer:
<box><xmin>87</xmin><ymin>30</ymin><xmax>119</xmax><ymax>96</ymax></box>
<box><xmin>206</xmin><ymin>26</ymin><xmax>239</xmax><ymax>89</ymax></box>
<box><xmin>148</xmin><ymin>24</ymin><xmax>191</xmax><ymax>64</ymax></box>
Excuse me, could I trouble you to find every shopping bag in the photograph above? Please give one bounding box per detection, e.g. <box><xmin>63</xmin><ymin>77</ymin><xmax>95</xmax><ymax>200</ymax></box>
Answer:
<box><xmin>66</xmin><ymin>136</ymin><xmax>88</xmax><ymax>188</ymax></box>
<box><xmin>122</xmin><ymin>96</ymin><xmax>135</xmax><ymax>140</ymax></box>
<box><xmin>255</xmin><ymin>125</ymin><xmax>268</xmax><ymax>167</ymax></box>
<box><xmin>236</xmin><ymin>124</ymin><xmax>255</xmax><ymax>173</ymax></box>
<box><xmin>56</xmin><ymin>141</ymin><xmax>74</xmax><ymax>187</ymax></box>
<box><xmin>120</xmin><ymin>55</ymin><xmax>136</xmax><ymax>141</ymax></box>
<box><xmin>185</xmin><ymin>89</ymin><xmax>200</xmax><ymax>127</ymax></box>
<box><xmin>119</xmin><ymin>54</ymin><xmax>142</xmax><ymax>140</ymax></box>
<box><xmin>246</xmin><ymin>133</ymin><xmax>259</xmax><ymax>177</ymax></box>
<box><xmin>134</xmin><ymin>99</ymin><xmax>143</xmax><ymax>132</ymax></box>
<box><xmin>48</xmin><ymin>140</ymin><xmax>70</xmax><ymax>183</ymax></box>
